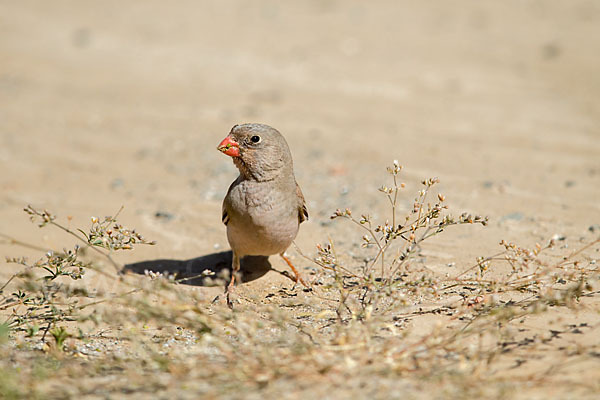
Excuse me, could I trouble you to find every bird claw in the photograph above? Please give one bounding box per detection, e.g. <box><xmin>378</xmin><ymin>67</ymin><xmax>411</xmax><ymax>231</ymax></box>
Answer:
<box><xmin>210</xmin><ymin>293</ymin><xmax>234</xmax><ymax>309</ymax></box>
<box><xmin>280</xmin><ymin>253</ymin><xmax>310</xmax><ymax>289</ymax></box>
<box><xmin>226</xmin><ymin>292</ymin><xmax>234</xmax><ymax>309</ymax></box>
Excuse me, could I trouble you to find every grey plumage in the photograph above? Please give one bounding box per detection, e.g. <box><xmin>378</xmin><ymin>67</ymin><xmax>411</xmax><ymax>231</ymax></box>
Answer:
<box><xmin>218</xmin><ymin>123</ymin><xmax>308</xmax><ymax>297</ymax></box>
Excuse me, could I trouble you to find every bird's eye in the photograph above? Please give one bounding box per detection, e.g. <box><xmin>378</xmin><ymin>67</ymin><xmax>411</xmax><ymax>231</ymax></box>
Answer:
<box><xmin>250</xmin><ymin>135</ymin><xmax>261</xmax><ymax>143</ymax></box>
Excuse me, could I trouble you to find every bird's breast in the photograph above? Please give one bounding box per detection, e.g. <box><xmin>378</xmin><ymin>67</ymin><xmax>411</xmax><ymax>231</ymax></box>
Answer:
<box><xmin>225</xmin><ymin>179</ymin><xmax>299</xmax><ymax>256</ymax></box>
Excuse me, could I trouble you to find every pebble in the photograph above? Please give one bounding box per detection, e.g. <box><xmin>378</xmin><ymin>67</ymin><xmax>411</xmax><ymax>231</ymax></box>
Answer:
<box><xmin>155</xmin><ymin>211</ymin><xmax>174</xmax><ymax>221</ymax></box>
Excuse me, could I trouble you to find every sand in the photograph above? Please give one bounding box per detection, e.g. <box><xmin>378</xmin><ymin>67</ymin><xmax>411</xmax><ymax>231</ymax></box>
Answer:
<box><xmin>1</xmin><ymin>1</ymin><xmax>599</xmax><ymax>398</ymax></box>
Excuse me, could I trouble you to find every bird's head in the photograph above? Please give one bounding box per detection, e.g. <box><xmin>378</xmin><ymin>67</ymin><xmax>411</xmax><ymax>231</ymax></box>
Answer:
<box><xmin>217</xmin><ymin>123</ymin><xmax>293</xmax><ymax>181</ymax></box>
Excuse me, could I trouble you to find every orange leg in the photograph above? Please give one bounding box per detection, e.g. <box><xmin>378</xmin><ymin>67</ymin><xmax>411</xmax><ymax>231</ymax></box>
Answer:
<box><xmin>280</xmin><ymin>253</ymin><xmax>309</xmax><ymax>288</ymax></box>
<box><xmin>227</xmin><ymin>252</ymin><xmax>240</xmax><ymax>291</ymax></box>
<box><xmin>225</xmin><ymin>252</ymin><xmax>240</xmax><ymax>307</ymax></box>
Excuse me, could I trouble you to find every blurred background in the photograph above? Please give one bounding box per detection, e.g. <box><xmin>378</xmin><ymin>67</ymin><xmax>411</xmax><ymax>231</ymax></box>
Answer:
<box><xmin>1</xmin><ymin>0</ymin><xmax>599</xmax><ymax>261</ymax></box>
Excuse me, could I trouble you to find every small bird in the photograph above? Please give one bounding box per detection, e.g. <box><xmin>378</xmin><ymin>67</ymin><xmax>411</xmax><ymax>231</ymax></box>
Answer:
<box><xmin>217</xmin><ymin>123</ymin><xmax>309</xmax><ymax>296</ymax></box>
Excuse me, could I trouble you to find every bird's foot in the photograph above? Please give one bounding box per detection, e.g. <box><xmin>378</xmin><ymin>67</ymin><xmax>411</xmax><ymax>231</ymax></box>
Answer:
<box><xmin>223</xmin><ymin>272</ymin><xmax>237</xmax><ymax>309</ymax></box>
<box><xmin>211</xmin><ymin>293</ymin><xmax>235</xmax><ymax>308</ymax></box>
<box><xmin>280</xmin><ymin>253</ymin><xmax>310</xmax><ymax>289</ymax></box>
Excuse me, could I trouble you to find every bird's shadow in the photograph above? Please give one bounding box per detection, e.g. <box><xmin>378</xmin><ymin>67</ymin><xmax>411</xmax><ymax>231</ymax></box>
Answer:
<box><xmin>123</xmin><ymin>251</ymin><xmax>273</xmax><ymax>286</ymax></box>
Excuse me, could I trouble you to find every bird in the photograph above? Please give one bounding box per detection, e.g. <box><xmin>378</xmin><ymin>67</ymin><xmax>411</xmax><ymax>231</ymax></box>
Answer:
<box><xmin>217</xmin><ymin>123</ymin><xmax>309</xmax><ymax>298</ymax></box>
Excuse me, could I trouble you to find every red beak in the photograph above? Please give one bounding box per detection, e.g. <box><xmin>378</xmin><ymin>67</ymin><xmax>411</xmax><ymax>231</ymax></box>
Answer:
<box><xmin>217</xmin><ymin>136</ymin><xmax>240</xmax><ymax>157</ymax></box>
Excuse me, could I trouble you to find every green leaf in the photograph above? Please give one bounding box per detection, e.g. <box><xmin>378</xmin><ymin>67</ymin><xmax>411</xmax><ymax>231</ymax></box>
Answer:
<box><xmin>77</xmin><ymin>228</ymin><xmax>89</xmax><ymax>241</ymax></box>
<box><xmin>0</xmin><ymin>322</ymin><xmax>10</xmax><ymax>343</ymax></box>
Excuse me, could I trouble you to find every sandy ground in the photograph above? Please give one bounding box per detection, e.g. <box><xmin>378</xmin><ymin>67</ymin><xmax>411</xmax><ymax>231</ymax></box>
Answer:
<box><xmin>1</xmin><ymin>1</ymin><xmax>600</xmax><ymax>398</ymax></box>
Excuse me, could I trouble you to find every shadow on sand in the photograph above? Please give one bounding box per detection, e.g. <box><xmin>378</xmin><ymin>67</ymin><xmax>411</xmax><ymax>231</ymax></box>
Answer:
<box><xmin>123</xmin><ymin>251</ymin><xmax>273</xmax><ymax>286</ymax></box>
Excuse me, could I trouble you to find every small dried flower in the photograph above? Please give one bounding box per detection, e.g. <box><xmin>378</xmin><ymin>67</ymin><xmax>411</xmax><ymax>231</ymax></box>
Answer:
<box><xmin>387</xmin><ymin>160</ymin><xmax>403</xmax><ymax>175</ymax></box>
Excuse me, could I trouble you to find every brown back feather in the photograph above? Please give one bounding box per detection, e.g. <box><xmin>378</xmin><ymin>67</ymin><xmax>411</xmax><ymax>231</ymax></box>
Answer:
<box><xmin>296</xmin><ymin>183</ymin><xmax>308</xmax><ymax>224</ymax></box>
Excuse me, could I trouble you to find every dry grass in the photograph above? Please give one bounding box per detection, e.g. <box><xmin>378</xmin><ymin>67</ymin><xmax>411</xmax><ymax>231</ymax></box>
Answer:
<box><xmin>1</xmin><ymin>162</ymin><xmax>599</xmax><ymax>399</ymax></box>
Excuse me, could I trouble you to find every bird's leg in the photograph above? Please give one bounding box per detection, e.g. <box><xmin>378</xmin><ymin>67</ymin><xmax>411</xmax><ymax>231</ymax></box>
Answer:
<box><xmin>226</xmin><ymin>252</ymin><xmax>241</xmax><ymax>307</ymax></box>
<box><xmin>228</xmin><ymin>252</ymin><xmax>241</xmax><ymax>290</ymax></box>
<box><xmin>280</xmin><ymin>252</ymin><xmax>309</xmax><ymax>288</ymax></box>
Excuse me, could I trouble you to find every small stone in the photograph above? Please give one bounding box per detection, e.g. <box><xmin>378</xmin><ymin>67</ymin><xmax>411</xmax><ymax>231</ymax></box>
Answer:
<box><xmin>154</xmin><ymin>211</ymin><xmax>174</xmax><ymax>221</ymax></box>
<box><xmin>110</xmin><ymin>178</ymin><xmax>124</xmax><ymax>189</ymax></box>
<box><xmin>588</xmin><ymin>224</ymin><xmax>600</xmax><ymax>233</ymax></box>
<box><xmin>501</xmin><ymin>212</ymin><xmax>524</xmax><ymax>222</ymax></box>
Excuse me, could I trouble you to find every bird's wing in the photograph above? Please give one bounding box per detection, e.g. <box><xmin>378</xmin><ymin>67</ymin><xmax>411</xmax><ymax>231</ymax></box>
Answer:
<box><xmin>222</xmin><ymin>177</ymin><xmax>240</xmax><ymax>226</ymax></box>
<box><xmin>296</xmin><ymin>182</ymin><xmax>308</xmax><ymax>224</ymax></box>
<box><xmin>222</xmin><ymin>203</ymin><xmax>230</xmax><ymax>226</ymax></box>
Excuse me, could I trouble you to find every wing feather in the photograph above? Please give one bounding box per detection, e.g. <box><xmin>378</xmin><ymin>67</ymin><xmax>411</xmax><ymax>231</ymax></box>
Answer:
<box><xmin>296</xmin><ymin>183</ymin><xmax>308</xmax><ymax>224</ymax></box>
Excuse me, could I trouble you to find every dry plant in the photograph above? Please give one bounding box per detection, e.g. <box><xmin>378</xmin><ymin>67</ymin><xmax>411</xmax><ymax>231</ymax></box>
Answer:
<box><xmin>1</xmin><ymin>205</ymin><xmax>155</xmax><ymax>341</ymax></box>
<box><xmin>0</xmin><ymin>163</ymin><xmax>598</xmax><ymax>399</ymax></box>
<box><xmin>312</xmin><ymin>160</ymin><xmax>488</xmax><ymax>320</ymax></box>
